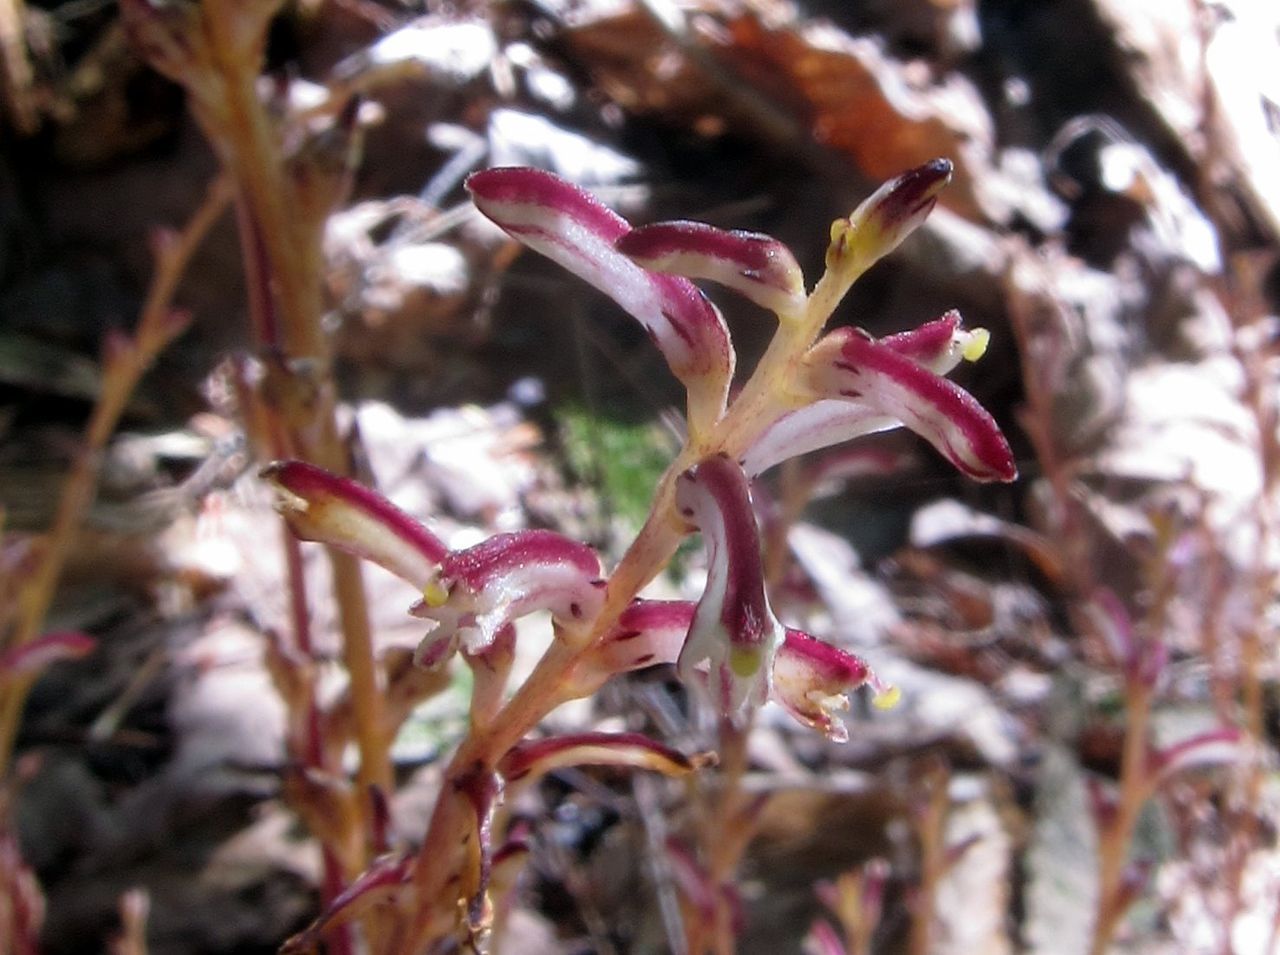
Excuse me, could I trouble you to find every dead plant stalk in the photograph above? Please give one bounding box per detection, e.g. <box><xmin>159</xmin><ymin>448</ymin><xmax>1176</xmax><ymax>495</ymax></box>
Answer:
<box><xmin>0</xmin><ymin>174</ymin><xmax>232</xmax><ymax>773</ymax></box>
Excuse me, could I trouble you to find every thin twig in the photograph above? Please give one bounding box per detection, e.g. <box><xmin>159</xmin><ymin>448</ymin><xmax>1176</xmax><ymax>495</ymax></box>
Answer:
<box><xmin>0</xmin><ymin>173</ymin><xmax>232</xmax><ymax>773</ymax></box>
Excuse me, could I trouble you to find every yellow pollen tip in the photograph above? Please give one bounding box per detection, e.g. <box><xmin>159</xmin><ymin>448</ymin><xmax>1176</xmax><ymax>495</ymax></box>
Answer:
<box><xmin>422</xmin><ymin>579</ymin><xmax>450</xmax><ymax>608</ymax></box>
<box><xmin>872</xmin><ymin>685</ymin><xmax>902</xmax><ymax>710</ymax></box>
<box><xmin>825</xmin><ymin>219</ymin><xmax>853</xmax><ymax>266</ymax></box>
<box><xmin>729</xmin><ymin>647</ymin><xmax>761</xmax><ymax>678</ymax></box>
<box><xmin>961</xmin><ymin>328</ymin><xmax>990</xmax><ymax>362</ymax></box>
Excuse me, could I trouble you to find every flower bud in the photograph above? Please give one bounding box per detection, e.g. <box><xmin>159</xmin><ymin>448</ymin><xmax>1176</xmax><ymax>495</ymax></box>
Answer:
<box><xmin>825</xmin><ymin>159</ymin><xmax>952</xmax><ymax>288</ymax></box>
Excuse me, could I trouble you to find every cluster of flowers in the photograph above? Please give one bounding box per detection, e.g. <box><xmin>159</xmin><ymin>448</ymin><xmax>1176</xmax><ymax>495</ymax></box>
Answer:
<box><xmin>264</xmin><ymin>161</ymin><xmax>1022</xmax><ymax>947</ymax></box>
<box><xmin>265</xmin><ymin>159</ymin><xmax>1017</xmax><ymax>753</ymax></box>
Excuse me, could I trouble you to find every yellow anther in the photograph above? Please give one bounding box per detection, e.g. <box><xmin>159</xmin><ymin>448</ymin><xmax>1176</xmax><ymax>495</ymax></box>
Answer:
<box><xmin>960</xmin><ymin>327</ymin><xmax>990</xmax><ymax>362</ymax></box>
<box><xmin>422</xmin><ymin>579</ymin><xmax>450</xmax><ymax>608</ymax></box>
<box><xmin>729</xmin><ymin>646</ymin><xmax>761</xmax><ymax>678</ymax></box>
<box><xmin>871</xmin><ymin>685</ymin><xmax>902</xmax><ymax>710</ymax></box>
<box><xmin>825</xmin><ymin>218</ymin><xmax>853</xmax><ymax>268</ymax></box>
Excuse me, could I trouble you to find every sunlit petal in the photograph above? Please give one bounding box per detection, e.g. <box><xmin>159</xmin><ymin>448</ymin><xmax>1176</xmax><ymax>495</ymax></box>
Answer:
<box><xmin>617</xmin><ymin>220</ymin><xmax>806</xmax><ymax>315</ymax></box>
<box><xmin>467</xmin><ymin>167</ymin><xmax>733</xmax><ymax>434</ymax></box>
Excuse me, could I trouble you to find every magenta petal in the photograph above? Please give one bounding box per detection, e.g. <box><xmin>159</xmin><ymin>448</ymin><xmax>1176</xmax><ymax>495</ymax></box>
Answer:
<box><xmin>593</xmin><ymin>600</ymin><xmax>692</xmax><ymax>675</ymax></box>
<box><xmin>805</xmin><ymin>329</ymin><xmax>1016</xmax><ymax>482</ymax></box>
<box><xmin>411</xmin><ymin>529</ymin><xmax>605</xmax><ymax>655</ymax></box>
<box><xmin>440</xmin><ymin>529</ymin><xmax>601</xmax><ymax>591</ymax></box>
<box><xmin>467</xmin><ymin>167</ymin><xmax>733</xmax><ymax>433</ymax></box>
<box><xmin>879</xmin><ymin>309</ymin><xmax>965</xmax><ymax>368</ymax></box>
<box><xmin>675</xmin><ymin>454</ymin><xmax>784</xmax><ymax>721</ymax></box>
<box><xmin>499</xmin><ymin>731</ymin><xmax>711</xmax><ymax>784</ymax></box>
<box><xmin>1149</xmin><ymin>727</ymin><xmax>1243</xmax><ymax>784</ymax></box>
<box><xmin>262</xmin><ymin>460</ymin><xmax>446</xmax><ymax>586</ymax></box>
<box><xmin>803</xmin><ymin>920</ymin><xmax>848</xmax><ymax>955</ymax></box>
<box><xmin>617</xmin><ymin>220</ymin><xmax>806</xmax><ymax>314</ymax></box>
<box><xmin>279</xmin><ymin>854</ymin><xmax>411</xmax><ymax>954</ymax></box>
<box><xmin>0</xmin><ymin>631</ymin><xmax>95</xmax><ymax>682</ymax></box>
<box><xmin>566</xmin><ymin>599</ymin><xmax>693</xmax><ymax>698</ymax></box>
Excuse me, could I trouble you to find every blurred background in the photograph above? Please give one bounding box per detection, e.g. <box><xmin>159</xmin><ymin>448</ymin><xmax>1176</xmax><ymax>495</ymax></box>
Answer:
<box><xmin>1</xmin><ymin>0</ymin><xmax>1279</xmax><ymax>952</ymax></box>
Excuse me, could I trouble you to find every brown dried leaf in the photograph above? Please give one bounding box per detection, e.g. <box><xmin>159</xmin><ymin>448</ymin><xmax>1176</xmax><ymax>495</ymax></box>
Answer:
<box><xmin>562</xmin><ymin>5</ymin><xmax>992</xmax><ymax>218</ymax></box>
<box><xmin>719</xmin><ymin>15</ymin><xmax>987</xmax><ymax>218</ymax></box>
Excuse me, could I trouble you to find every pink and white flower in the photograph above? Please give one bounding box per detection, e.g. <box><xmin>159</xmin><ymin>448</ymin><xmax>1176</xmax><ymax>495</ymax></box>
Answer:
<box><xmin>467</xmin><ymin>167</ymin><xmax>733</xmax><ymax>436</ymax></box>
<box><xmin>263</xmin><ymin>462</ymin><xmax>605</xmax><ymax>665</ymax></box>
<box><xmin>674</xmin><ymin>453</ymin><xmax>786</xmax><ymax>722</ymax></box>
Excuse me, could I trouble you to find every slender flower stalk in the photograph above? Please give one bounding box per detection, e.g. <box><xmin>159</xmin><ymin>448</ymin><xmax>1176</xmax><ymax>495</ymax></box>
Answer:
<box><xmin>805</xmin><ymin>859</ymin><xmax>890</xmax><ymax>955</ymax></box>
<box><xmin>1085</xmin><ymin>587</ymin><xmax>1241</xmax><ymax>955</ymax></box>
<box><xmin>119</xmin><ymin>5</ymin><xmax>389</xmax><ymax>949</ymax></box>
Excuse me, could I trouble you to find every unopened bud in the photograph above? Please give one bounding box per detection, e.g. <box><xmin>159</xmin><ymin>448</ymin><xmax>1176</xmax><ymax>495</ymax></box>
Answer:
<box><xmin>826</xmin><ymin>159</ymin><xmax>952</xmax><ymax>277</ymax></box>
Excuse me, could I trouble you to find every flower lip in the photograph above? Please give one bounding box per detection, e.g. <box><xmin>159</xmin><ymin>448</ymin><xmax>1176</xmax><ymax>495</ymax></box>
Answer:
<box><xmin>773</xmin><ymin>627</ymin><xmax>897</xmax><ymax>742</ymax></box>
<box><xmin>740</xmin><ymin>399</ymin><xmax>898</xmax><ymax>477</ymax></box>
<box><xmin>410</xmin><ymin>528</ymin><xmax>606</xmax><ymax>658</ymax></box>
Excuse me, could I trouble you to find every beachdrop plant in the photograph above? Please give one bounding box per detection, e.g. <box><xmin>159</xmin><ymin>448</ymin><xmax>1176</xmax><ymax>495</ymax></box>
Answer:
<box><xmin>266</xmin><ymin>160</ymin><xmax>1017</xmax><ymax>951</ymax></box>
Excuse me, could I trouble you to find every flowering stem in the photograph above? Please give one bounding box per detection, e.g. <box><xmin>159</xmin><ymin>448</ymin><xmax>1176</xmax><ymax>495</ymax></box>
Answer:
<box><xmin>195</xmin><ymin>0</ymin><xmax>394</xmax><ymax>820</ymax></box>
<box><xmin>292</xmin><ymin>160</ymin><xmax>1005</xmax><ymax>948</ymax></box>
<box><xmin>203</xmin><ymin>14</ymin><xmax>325</xmax><ymax>361</ymax></box>
<box><xmin>1091</xmin><ymin>681</ymin><xmax>1152</xmax><ymax>955</ymax></box>
<box><xmin>909</xmin><ymin>764</ymin><xmax>949</xmax><ymax>955</ymax></box>
<box><xmin>331</xmin><ymin>550</ymin><xmax>394</xmax><ymax>796</ymax></box>
<box><xmin>0</xmin><ymin>174</ymin><xmax>231</xmax><ymax>775</ymax></box>
<box><xmin>697</xmin><ymin>718</ymin><xmax>752</xmax><ymax>955</ymax></box>
<box><xmin>403</xmin><ymin>467</ymin><xmax>691</xmax><ymax>947</ymax></box>
<box><xmin>402</xmin><ymin>232</ymin><xmax>907</xmax><ymax>946</ymax></box>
